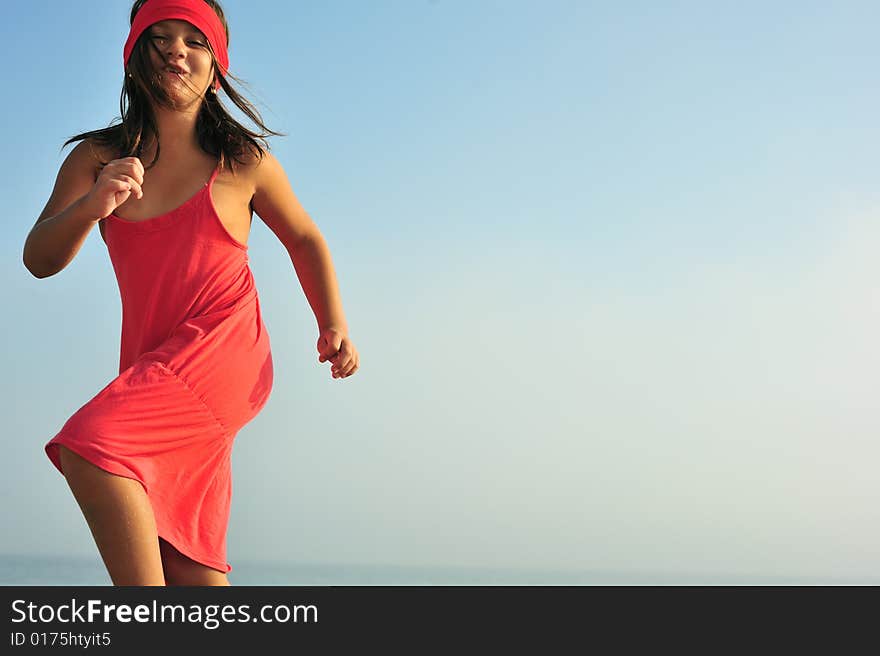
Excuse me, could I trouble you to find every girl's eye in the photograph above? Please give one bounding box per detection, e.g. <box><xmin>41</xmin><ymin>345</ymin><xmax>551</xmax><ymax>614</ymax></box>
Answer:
<box><xmin>152</xmin><ymin>36</ymin><xmax>205</xmax><ymax>46</ymax></box>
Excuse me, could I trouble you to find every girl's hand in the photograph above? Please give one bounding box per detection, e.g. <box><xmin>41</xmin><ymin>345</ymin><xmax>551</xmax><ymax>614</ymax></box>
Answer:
<box><xmin>317</xmin><ymin>327</ymin><xmax>359</xmax><ymax>380</ymax></box>
<box><xmin>82</xmin><ymin>156</ymin><xmax>145</xmax><ymax>221</ymax></box>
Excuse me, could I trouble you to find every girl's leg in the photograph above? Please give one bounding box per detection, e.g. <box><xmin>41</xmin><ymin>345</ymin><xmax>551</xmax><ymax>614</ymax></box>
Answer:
<box><xmin>159</xmin><ymin>538</ymin><xmax>231</xmax><ymax>586</ymax></box>
<box><xmin>57</xmin><ymin>445</ymin><xmax>166</xmax><ymax>586</ymax></box>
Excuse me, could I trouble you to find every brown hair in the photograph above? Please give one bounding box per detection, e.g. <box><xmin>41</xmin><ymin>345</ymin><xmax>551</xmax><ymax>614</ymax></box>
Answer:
<box><xmin>62</xmin><ymin>0</ymin><xmax>285</xmax><ymax>174</ymax></box>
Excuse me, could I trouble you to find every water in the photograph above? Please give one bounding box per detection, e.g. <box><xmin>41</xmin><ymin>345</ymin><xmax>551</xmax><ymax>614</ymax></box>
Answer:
<box><xmin>0</xmin><ymin>554</ymin><xmax>874</xmax><ymax>586</ymax></box>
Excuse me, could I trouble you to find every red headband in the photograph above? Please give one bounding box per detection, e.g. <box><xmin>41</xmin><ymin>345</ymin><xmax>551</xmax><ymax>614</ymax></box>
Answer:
<box><xmin>123</xmin><ymin>0</ymin><xmax>228</xmax><ymax>90</ymax></box>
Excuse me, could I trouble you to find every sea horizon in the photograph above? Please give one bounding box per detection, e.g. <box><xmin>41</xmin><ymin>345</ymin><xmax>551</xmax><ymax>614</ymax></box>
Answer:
<box><xmin>0</xmin><ymin>553</ymin><xmax>875</xmax><ymax>586</ymax></box>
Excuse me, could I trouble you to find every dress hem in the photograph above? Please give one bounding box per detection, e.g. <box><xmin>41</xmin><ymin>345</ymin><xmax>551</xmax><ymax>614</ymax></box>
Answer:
<box><xmin>44</xmin><ymin>435</ymin><xmax>233</xmax><ymax>575</ymax></box>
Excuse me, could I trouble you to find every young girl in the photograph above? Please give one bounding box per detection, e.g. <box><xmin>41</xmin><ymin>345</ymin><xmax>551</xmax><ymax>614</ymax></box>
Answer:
<box><xmin>22</xmin><ymin>0</ymin><xmax>359</xmax><ymax>586</ymax></box>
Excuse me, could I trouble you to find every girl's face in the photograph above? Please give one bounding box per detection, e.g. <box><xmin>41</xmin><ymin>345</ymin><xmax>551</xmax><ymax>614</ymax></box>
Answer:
<box><xmin>146</xmin><ymin>19</ymin><xmax>215</xmax><ymax>102</ymax></box>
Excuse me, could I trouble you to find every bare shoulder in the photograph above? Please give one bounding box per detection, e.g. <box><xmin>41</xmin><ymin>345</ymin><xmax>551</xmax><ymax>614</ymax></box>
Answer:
<box><xmin>80</xmin><ymin>138</ymin><xmax>116</xmax><ymax>180</ymax></box>
<box><xmin>246</xmin><ymin>149</ymin><xmax>320</xmax><ymax>251</ymax></box>
<box><xmin>34</xmin><ymin>138</ymin><xmax>110</xmax><ymax>228</ymax></box>
<box><xmin>227</xmin><ymin>147</ymin><xmax>264</xmax><ymax>194</ymax></box>
<box><xmin>56</xmin><ymin>137</ymin><xmax>109</xmax><ymax>184</ymax></box>
<box><xmin>236</xmin><ymin>147</ymin><xmax>278</xmax><ymax>187</ymax></box>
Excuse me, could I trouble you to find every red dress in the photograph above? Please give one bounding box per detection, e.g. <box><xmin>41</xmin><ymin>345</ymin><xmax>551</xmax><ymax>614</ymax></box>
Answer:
<box><xmin>45</xmin><ymin>160</ymin><xmax>273</xmax><ymax>573</ymax></box>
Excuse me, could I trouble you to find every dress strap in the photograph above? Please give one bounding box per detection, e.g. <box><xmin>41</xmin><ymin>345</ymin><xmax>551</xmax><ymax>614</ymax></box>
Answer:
<box><xmin>209</xmin><ymin>158</ymin><xmax>222</xmax><ymax>184</ymax></box>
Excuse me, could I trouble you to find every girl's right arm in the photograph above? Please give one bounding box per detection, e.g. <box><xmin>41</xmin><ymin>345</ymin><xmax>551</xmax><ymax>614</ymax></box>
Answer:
<box><xmin>23</xmin><ymin>141</ymin><xmax>143</xmax><ymax>279</ymax></box>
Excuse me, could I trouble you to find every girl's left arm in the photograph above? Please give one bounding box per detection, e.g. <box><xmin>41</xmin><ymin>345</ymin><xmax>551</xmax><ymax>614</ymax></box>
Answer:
<box><xmin>251</xmin><ymin>152</ymin><xmax>359</xmax><ymax>379</ymax></box>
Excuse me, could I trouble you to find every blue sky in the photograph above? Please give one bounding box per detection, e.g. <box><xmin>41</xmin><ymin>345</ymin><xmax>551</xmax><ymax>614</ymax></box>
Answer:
<box><xmin>2</xmin><ymin>0</ymin><xmax>879</xmax><ymax>581</ymax></box>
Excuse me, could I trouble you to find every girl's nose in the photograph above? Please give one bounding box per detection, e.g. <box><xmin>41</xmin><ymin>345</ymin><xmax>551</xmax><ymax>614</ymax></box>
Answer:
<box><xmin>164</xmin><ymin>36</ymin><xmax>190</xmax><ymax>55</ymax></box>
